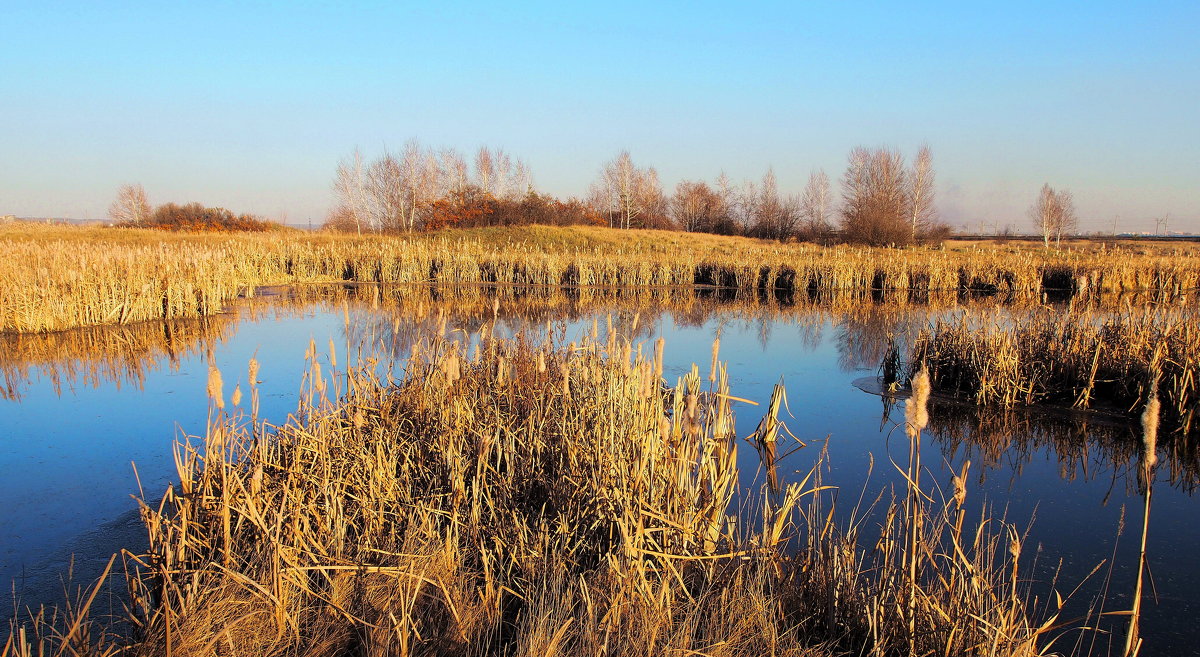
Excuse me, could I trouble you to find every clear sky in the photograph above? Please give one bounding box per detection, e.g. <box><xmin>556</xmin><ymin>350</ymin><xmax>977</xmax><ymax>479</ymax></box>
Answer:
<box><xmin>2</xmin><ymin>1</ymin><xmax>1197</xmax><ymax>233</ymax></box>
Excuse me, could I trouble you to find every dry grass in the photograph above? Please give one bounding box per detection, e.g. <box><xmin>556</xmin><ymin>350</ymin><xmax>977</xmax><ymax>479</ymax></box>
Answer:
<box><xmin>5</xmin><ymin>323</ymin><xmax>1080</xmax><ymax>656</ymax></box>
<box><xmin>910</xmin><ymin>304</ymin><xmax>1200</xmax><ymax>435</ymax></box>
<box><xmin>5</xmin><ymin>221</ymin><xmax>1200</xmax><ymax>333</ymax></box>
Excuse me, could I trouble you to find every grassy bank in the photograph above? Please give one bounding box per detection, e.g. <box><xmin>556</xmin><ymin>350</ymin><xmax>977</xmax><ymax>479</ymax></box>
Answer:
<box><xmin>5</xmin><ymin>221</ymin><xmax>1200</xmax><ymax>333</ymax></box>
<box><xmin>5</xmin><ymin>330</ymin><xmax>1072</xmax><ymax>656</ymax></box>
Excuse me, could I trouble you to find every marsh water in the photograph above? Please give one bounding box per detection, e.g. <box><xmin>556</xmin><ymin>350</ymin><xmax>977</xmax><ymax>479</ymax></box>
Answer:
<box><xmin>2</xmin><ymin>284</ymin><xmax>1197</xmax><ymax>655</ymax></box>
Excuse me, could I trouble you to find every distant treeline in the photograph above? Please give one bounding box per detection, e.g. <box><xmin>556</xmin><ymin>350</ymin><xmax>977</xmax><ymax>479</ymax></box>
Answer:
<box><xmin>325</xmin><ymin>141</ymin><xmax>951</xmax><ymax>246</ymax></box>
<box><xmin>108</xmin><ymin>184</ymin><xmax>279</xmax><ymax>232</ymax></box>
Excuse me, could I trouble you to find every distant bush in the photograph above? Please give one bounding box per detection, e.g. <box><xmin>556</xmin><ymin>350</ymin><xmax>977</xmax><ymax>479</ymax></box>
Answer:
<box><xmin>324</xmin><ymin>187</ymin><xmax>605</xmax><ymax>233</ymax></box>
<box><xmin>124</xmin><ymin>202</ymin><xmax>278</xmax><ymax>232</ymax></box>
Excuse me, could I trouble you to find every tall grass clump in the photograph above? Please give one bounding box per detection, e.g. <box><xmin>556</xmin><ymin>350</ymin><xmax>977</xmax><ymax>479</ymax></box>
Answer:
<box><xmin>910</xmin><ymin>304</ymin><xmax>1200</xmax><ymax>435</ymax></box>
<box><xmin>4</xmin><ymin>325</ymin><xmax>1085</xmax><ymax>656</ymax></box>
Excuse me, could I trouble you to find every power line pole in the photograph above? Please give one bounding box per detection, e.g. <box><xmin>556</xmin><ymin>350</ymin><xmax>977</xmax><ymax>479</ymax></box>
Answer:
<box><xmin>1155</xmin><ymin>214</ymin><xmax>1170</xmax><ymax>236</ymax></box>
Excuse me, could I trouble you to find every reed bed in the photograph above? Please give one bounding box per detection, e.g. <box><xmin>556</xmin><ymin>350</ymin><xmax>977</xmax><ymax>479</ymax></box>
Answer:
<box><xmin>4</xmin><ymin>328</ymin><xmax>1074</xmax><ymax>656</ymax></box>
<box><xmin>909</xmin><ymin>305</ymin><xmax>1200</xmax><ymax>436</ymax></box>
<box><xmin>5</xmin><ymin>221</ymin><xmax>1199</xmax><ymax>333</ymax></box>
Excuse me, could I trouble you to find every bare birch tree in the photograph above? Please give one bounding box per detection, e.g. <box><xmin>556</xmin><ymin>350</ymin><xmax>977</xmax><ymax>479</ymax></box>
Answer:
<box><xmin>510</xmin><ymin>159</ymin><xmax>533</xmax><ymax>199</ymax></box>
<box><xmin>367</xmin><ymin>152</ymin><xmax>407</xmax><ymax>232</ymax></box>
<box><xmin>799</xmin><ymin>169</ymin><xmax>832</xmax><ymax>239</ymax></box>
<box><xmin>908</xmin><ymin>145</ymin><xmax>936</xmax><ymax>240</ymax></box>
<box><xmin>440</xmin><ymin>148</ymin><xmax>469</xmax><ymax>198</ymax></box>
<box><xmin>108</xmin><ymin>183</ymin><xmax>151</xmax><ymax>226</ymax></box>
<box><xmin>591</xmin><ymin>151</ymin><xmax>652</xmax><ymax>229</ymax></box>
<box><xmin>398</xmin><ymin>140</ymin><xmax>440</xmax><ymax>231</ymax></box>
<box><xmin>1030</xmin><ymin>183</ymin><xmax>1078</xmax><ymax>248</ymax></box>
<box><xmin>332</xmin><ymin>149</ymin><xmax>370</xmax><ymax>233</ymax></box>
<box><xmin>475</xmin><ymin>146</ymin><xmax>496</xmax><ymax>196</ymax></box>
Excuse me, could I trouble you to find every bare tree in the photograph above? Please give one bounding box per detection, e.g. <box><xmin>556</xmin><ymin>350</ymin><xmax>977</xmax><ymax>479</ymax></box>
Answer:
<box><xmin>749</xmin><ymin>168</ymin><xmax>799</xmax><ymax>240</ymax></box>
<box><xmin>1055</xmin><ymin>189</ymin><xmax>1077</xmax><ymax>245</ymax></box>
<box><xmin>366</xmin><ymin>152</ymin><xmax>403</xmax><ymax>231</ymax></box>
<box><xmin>672</xmin><ymin>180</ymin><xmax>721</xmax><ymax>232</ymax></box>
<box><xmin>332</xmin><ymin>150</ymin><xmax>370</xmax><ymax>233</ymax></box>
<box><xmin>1030</xmin><ymin>183</ymin><xmax>1077</xmax><ymax>247</ymax></box>
<box><xmin>590</xmin><ymin>151</ymin><xmax>661</xmax><ymax>229</ymax></box>
<box><xmin>799</xmin><ymin>169</ymin><xmax>832</xmax><ymax>240</ymax></box>
<box><xmin>471</xmin><ymin>146</ymin><xmax>532</xmax><ymax>201</ymax></box>
<box><xmin>475</xmin><ymin>146</ymin><xmax>496</xmax><ymax>196</ymax></box>
<box><xmin>397</xmin><ymin>140</ymin><xmax>440</xmax><ymax>231</ymax></box>
<box><xmin>908</xmin><ymin>145</ymin><xmax>936</xmax><ymax>240</ymax></box>
<box><xmin>440</xmin><ymin>148</ymin><xmax>469</xmax><ymax>197</ymax></box>
<box><xmin>840</xmin><ymin>146</ymin><xmax>910</xmax><ymax>245</ymax></box>
<box><xmin>511</xmin><ymin>159</ymin><xmax>533</xmax><ymax>198</ymax></box>
<box><xmin>108</xmin><ymin>183</ymin><xmax>151</xmax><ymax>226</ymax></box>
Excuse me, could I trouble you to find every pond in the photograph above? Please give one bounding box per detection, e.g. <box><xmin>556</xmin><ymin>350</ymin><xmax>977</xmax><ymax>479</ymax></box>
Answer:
<box><xmin>1</xmin><ymin>284</ymin><xmax>1196</xmax><ymax>655</ymax></box>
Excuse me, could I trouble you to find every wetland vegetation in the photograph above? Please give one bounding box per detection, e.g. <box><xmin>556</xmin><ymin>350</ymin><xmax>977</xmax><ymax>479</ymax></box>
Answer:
<box><xmin>4</xmin><ymin>225</ymin><xmax>1200</xmax><ymax>657</ymax></box>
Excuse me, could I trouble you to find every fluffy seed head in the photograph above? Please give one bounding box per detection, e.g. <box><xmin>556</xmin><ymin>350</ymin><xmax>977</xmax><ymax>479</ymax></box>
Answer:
<box><xmin>1142</xmin><ymin>395</ymin><xmax>1160</xmax><ymax>471</ymax></box>
<box><xmin>207</xmin><ymin>366</ymin><xmax>224</xmax><ymax>410</ymax></box>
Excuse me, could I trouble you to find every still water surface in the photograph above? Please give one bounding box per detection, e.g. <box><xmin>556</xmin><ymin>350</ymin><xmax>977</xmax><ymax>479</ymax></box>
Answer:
<box><xmin>1</xmin><ymin>285</ymin><xmax>1196</xmax><ymax>655</ymax></box>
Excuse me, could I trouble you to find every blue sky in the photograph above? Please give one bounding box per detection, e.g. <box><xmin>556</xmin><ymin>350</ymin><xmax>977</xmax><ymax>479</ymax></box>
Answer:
<box><xmin>2</xmin><ymin>1</ymin><xmax>1197</xmax><ymax>232</ymax></box>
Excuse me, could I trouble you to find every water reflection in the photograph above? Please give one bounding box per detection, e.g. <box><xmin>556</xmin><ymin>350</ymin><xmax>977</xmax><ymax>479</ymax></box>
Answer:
<box><xmin>2</xmin><ymin>283</ymin><xmax>1198</xmax><ymax>654</ymax></box>
<box><xmin>6</xmin><ymin>283</ymin><xmax>1194</xmax><ymax>495</ymax></box>
<box><xmin>0</xmin><ymin>315</ymin><xmax>236</xmax><ymax>401</ymax></box>
<box><xmin>865</xmin><ymin>389</ymin><xmax>1200</xmax><ymax>495</ymax></box>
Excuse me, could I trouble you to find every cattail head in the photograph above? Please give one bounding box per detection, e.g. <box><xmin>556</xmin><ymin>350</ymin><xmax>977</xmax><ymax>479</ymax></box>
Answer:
<box><xmin>207</xmin><ymin>366</ymin><xmax>224</xmax><ymax>410</ymax></box>
<box><xmin>231</xmin><ymin>384</ymin><xmax>242</xmax><ymax>407</ymax></box>
<box><xmin>1142</xmin><ymin>394</ymin><xmax>1160</xmax><ymax>472</ymax></box>
<box><xmin>654</xmin><ymin>337</ymin><xmax>665</xmax><ymax>380</ymax></box>
<box><xmin>328</xmin><ymin>337</ymin><xmax>338</xmax><ymax>369</ymax></box>
<box><xmin>247</xmin><ymin>358</ymin><xmax>260</xmax><ymax>386</ymax></box>
<box><xmin>905</xmin><ymin>366</ymin><xmax>931</xmax><ymax>437</ymax></box>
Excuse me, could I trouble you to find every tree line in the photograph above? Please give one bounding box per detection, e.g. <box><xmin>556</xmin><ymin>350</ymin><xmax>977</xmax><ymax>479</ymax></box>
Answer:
<box><xmin>325</xmin><ymin>140</ymin><xmax>959</xmax><ymax>246</ymax></box>
<box><xmin>106</xmin><ymin>141</ymin><xmax>1080</xmax><ymax>247</ymax></box>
